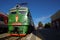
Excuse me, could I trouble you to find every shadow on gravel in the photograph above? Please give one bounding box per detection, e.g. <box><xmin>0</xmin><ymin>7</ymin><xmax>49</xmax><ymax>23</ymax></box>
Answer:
<box><xmin>32</xmin><ymin>29</ymin><xmax>60</xmax><ymax>40</ymax></box>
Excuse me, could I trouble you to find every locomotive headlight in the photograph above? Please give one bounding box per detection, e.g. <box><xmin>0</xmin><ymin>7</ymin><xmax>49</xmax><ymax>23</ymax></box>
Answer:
<box><xmin>24</xmin><ymin>16</ymin><xmax>27</xmax><ymax>20</ymax></box>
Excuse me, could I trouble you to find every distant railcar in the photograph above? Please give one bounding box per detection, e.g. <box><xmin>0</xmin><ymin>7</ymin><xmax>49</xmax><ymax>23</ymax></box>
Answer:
<box><xmin>8</xmin><ymin>4</ymin><xmax>35</xmax><ymax>37</ymax></box>
<box><xmin>0</xmin><ymin>13</ymin><xmax>8</xmax><ymax>33</ymax></box>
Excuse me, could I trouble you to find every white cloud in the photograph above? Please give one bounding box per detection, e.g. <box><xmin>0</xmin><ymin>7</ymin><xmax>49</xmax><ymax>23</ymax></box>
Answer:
<box><xmin>33</xmin><ymin>15</ymin><xmax>51</xmax><ymax>27</ymax></box>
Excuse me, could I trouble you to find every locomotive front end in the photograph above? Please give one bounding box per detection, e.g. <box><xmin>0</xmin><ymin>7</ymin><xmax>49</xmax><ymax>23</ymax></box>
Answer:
<box><xmin>8</xmin><ymin>4</ymin><xmax>29</xmax><ymax>37</ymax></box>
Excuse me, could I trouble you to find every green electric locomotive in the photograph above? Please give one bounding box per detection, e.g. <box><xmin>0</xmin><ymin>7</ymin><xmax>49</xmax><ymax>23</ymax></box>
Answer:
<box><xmin>8</xmin><ymin>4</ymin><xmax>35</xmax><ymax>37</ymax></box>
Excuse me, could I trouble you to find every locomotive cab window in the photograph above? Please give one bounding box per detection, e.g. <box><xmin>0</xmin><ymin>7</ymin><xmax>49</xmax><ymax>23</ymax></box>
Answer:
<box><xmin>19</xmin><ymin>11</ymin><xmax>26</xmax><ymax>14</ymax></box>
<box><xmin>11</xmin><ymin>12</ymin><xmax>16</xmax><ymax>14</ymax></box>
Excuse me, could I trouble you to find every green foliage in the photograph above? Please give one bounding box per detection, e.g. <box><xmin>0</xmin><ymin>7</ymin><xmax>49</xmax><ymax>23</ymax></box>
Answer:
<box><xmin>44</xmin><ymin>22</ymin><xmax>51</xmax><ymax>28</ymax></box>
<box><xmin>38</xmin><ymin>21</ymin><xmax>43</xmax><ymax>27</ymax></box>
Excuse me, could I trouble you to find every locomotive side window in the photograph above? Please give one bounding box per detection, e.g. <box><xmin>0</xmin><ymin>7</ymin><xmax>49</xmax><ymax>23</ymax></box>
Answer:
<box><xmin>11</xmin><ymin>12</ymin><xmax>16</xmax><ymax>14</ymax></box>
<box><xmin>19</xmin><ymin>11</ymin><xmax>26</xmax><ymax>14</ymax></box>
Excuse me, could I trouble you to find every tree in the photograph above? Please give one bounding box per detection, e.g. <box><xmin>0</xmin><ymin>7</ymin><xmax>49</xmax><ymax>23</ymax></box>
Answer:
<box><xmin>37</xmin><ymin>21</ymin><xmax>43</xmax><ymax>29</ymax></box>
<box><xmin>44</xmin><ymin>22</ymin><xmax>51</xmax><ymax>28</ymax></box>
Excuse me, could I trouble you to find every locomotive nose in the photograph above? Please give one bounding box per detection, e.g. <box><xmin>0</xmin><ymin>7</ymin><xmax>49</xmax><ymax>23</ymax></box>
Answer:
<box><xmin>16</xmin><ymin>15</ymin><xmax>18</xmax><ymax>22</ymax></box>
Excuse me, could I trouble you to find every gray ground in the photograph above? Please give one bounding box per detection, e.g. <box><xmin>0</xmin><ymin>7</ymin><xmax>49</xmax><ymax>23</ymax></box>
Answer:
<box><xmin>0</xmin><ymin>28</ymin><xmax>60</xmax><ymax>40</ymax></box>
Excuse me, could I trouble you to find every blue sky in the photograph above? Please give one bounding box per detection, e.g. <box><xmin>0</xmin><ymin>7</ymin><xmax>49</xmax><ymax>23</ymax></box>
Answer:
<box><xmin>0</xmin><ymin>0</ymin><xmax>60</xmax><ymax>26</ymax></box>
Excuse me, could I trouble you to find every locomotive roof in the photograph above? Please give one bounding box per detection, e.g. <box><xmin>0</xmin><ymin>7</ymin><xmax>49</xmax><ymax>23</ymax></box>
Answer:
<box><xmin>10</xmin><ymin>7</ymin><xmax>27</xmax><ymax>10</ymax></box>
<box><xmin>10</xmin><ymin>4</ymin><xmax>28</xmax><ymax>11</ymax></box>
<box><xmin>10</xmin><ymin>6</ymin><xmax>28</xmax><ymax>12</ymax></box>
<box><xmin>0</xmin><ymin>12</ymin><xmax>7</xmax><ymax>17</ymax></box>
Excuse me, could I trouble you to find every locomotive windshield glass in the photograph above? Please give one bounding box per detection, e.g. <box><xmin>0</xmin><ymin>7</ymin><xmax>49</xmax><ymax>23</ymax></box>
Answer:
<box><xmin>19</xmin><ymin>11</ymin><xmax>26</xmax><ymax>14</ymax></box>
<box><xmin>11</xmin><ymin>12</ymin><xmax>16</xmax><ymax>14</ymax></box>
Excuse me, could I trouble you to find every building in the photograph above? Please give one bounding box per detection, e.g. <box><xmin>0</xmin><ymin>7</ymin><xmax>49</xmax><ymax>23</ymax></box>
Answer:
<box><xmin>51</xmin><ymin>10</ymin><xmax>60</xmax><ymax>29</ymax></box>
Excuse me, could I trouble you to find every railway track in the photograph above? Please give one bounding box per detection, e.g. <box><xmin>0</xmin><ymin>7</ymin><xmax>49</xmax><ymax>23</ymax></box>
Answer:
<box><xmin>0</xmin><ymin>36</ymin><xmax>22</xmax><ymax>40</ymax></box>
<box><xmin>0</xmin><ymin>33</ymin><xmax>22</xmax><ymax>40</ymax></box>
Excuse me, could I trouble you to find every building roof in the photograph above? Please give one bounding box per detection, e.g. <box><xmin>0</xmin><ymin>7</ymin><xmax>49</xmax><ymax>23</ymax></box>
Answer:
<box><xmin>51</xmin><ymin>10</ymin><xmax>60</xmax><ymax>21</ymax></box>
